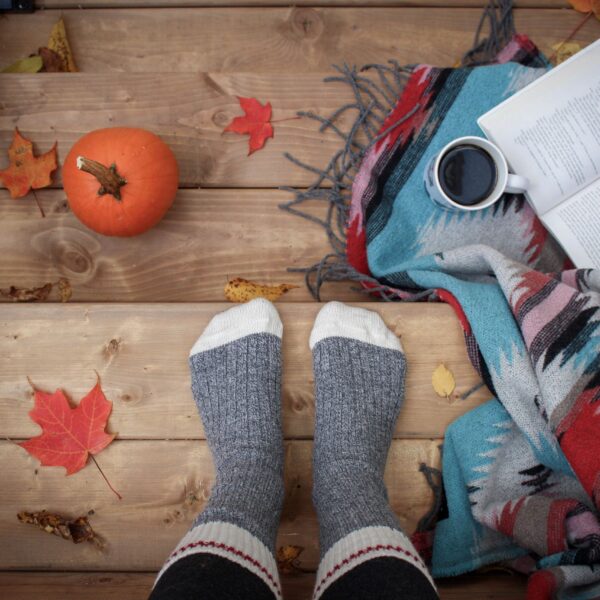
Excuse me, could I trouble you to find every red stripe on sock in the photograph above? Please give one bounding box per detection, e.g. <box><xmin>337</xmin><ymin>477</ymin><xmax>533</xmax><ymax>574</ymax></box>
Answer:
<box><xmin>314</xmin><ymin>543</ymin><xmax>427</xmax><ymax>596</ymax></box>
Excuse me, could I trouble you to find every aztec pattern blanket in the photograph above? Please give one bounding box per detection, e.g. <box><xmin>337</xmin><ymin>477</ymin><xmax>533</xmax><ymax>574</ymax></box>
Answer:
<box><xmin>282</xmin><ymin>5</ymin><xmax>600</xmax><ymax>599</ymax></box>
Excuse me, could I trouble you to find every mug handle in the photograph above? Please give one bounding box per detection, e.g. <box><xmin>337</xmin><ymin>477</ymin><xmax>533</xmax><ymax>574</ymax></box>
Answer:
<box><xmin>505</xmin><ymin>173</ymin><xmax>529</xmax><ymax>194</ymax></box>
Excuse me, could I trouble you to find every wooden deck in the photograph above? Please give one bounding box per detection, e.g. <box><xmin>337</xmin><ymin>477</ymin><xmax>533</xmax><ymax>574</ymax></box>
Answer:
<box><xmin>0</xmin><ymin>2</ymin><xmax>598</xmax><ymax>598</ymax></box>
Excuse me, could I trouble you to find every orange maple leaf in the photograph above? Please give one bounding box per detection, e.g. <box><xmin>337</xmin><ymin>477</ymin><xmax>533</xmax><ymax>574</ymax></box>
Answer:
<box><xmin>0</xmin><ymin>128</ymin><xmax>58</xmax><ymax>198</ymax></box>
<box><xmin>568</xmin><ymin>0</ymin><xmax>600</xmax><ymax>17</ymax></box>
<box><xmin>19</xmin><ymin>379</ymin><xmax>121</xmax><ymax>498</ymax></box>
<box><xmin>224</xmin><ymin>96</ymin><xmax>274</xmax><ymax>155</ymax></box>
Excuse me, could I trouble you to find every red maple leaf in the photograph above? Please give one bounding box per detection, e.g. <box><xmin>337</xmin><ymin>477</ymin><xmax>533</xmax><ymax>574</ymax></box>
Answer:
<box><xmin>224</xmin><ymin>96</ymin><xmax>274</xmax><ymax>155</ymax></box>
<box><xmin>19</xmin><ymin>379</ymin><xmax>121</xmax><ymax>498</ymax></box>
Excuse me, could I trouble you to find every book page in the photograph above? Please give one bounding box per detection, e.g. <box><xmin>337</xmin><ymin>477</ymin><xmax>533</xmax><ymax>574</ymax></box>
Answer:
<box><xmin>542</xmin><ymin>179</ymin><xmax>600</xmax><ymax>269</ymax></box>
<box><xmin>478</xmin><ymin>41</ymin><xmax>600</xmax><ymax>215</ymax></box>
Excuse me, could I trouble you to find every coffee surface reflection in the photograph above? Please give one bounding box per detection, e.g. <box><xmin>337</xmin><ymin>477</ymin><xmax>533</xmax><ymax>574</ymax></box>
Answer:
<box><xmin>438</xmin><ymin>144</ymin><xmax>498</xmax><ymax>206</ymax></box>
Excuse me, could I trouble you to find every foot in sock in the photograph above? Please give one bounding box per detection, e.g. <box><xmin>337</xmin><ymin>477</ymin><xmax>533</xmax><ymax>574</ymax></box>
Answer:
<box><xmin>150</xmin><ymin>298</ymin><xmax>284</xmax><ymax>600</ymax></box>
<box><xmin>310</xmin><ymin>302</ymin><xmax>438</xmax><ymax>599</ymax></box>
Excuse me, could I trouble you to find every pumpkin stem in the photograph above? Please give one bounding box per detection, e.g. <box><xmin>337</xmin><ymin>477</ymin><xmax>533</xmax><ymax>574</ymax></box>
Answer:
<box><xmin>76</xmin><ymin>156</ymin><xmax>127</xmax><ymax>201</ymax></box>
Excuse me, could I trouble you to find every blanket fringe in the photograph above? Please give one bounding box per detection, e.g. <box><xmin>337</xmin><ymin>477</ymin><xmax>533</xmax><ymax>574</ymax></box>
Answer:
<box><xmin>279</xmin><ymin>0</ymin><xmax>515</xmax><ymax>301</ymax></box>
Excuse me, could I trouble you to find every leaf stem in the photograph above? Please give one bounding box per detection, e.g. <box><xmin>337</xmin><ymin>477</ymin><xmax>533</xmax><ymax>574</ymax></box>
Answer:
<box><xmin>270</xmin><ymin>116</ymin><xmax>302</xmax><ymax>124</ymax></box>
<box><xmin>90</xmin><ymin>455</ymin><xmax>122</xmax><ymax>500</ymax></box>
<box><xmin>31</xmin><ymin>190</ymin><xmax>45</xmax><ymax>218</ymax></box>
<box><xmin>548</xmin><ymin>11</ymin><xmax>593</xmax><ymax>63</ymax></box>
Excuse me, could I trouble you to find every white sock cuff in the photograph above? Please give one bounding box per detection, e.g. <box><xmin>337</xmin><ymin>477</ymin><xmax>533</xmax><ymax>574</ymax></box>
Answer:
<box><xmin>155</xmin><ymin>521</ymin><xmax>282</xmax><ymax>598</ymax></box>
<box><xmin>309</xmin><ymin>302</ymin><xmax>403</xmax><ymax>352</ymax></box>
<box><xmin>190</xmin><ymin>298</ymin><xmax>283</xmax><ymax>356</ymax></box>
<box><xmin>313</xmin><ymin>526</ymin><xmax>434</xmax><ymax>599</ymax></box>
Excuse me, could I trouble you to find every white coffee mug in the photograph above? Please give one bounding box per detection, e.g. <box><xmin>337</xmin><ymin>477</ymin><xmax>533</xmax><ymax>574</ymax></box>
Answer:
<box><xmin>424</xmin><ymin>136</ymin><xmax>529</xmax><ymax>211</ymax></box>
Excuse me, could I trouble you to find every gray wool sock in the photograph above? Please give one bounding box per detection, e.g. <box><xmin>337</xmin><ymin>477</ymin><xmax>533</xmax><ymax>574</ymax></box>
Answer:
<box><xmin>154</xmin><ymin>299</ymin><xmax>285</xmax><ymax>599</ymax></box>
<box><xmin>189</xmin><ymin>298</ymin><xmax>285</xmax><ymax>551</ymax></box>
<box><xmin>310</xmin><ymin>302</ymin><xmax>408</xmax><ymax>555</ymax></box>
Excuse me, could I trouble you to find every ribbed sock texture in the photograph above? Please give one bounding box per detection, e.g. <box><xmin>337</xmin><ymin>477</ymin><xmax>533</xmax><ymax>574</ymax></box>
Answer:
<box><xmin>311</xmin><ymin>303</ymin><xmax>407</xmax><ymax>555</ymax></box>
<box><xmin>189</xmin><ymin>302</ymin><xmax>284</xmax><ymax>552</ymax></box>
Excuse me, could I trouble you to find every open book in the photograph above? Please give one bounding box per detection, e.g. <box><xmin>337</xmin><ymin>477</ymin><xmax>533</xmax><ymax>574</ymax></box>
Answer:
<box><xmin>478</xmin><ymin>39</ymin><xmax>600</xmax><ymax>269</ymax></box>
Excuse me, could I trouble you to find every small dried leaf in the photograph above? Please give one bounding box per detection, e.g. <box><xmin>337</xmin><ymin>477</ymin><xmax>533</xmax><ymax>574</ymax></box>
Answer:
<box><xmin>39</xmin><ymin>47</ymin><xmax>65</xmax><ymax>73</ymax></box>
<box><xmin>0</xmin><ymin>278</ymin><xmax>72</xmax><ymax>303</ymax></box>
<box><xmin>57</xmin><ymin>278</ymin><xmax>72</xmax><ymax>302</ymax></box>
<box><xmin>1</xmin><ymin>283</ymin><xmax>53</xmax><ymax>302</ymax></box>
<box><xmin>551</xmin><ymin>41</ymin><xmax>582</xmax><ymax>64</ymax></box>
<box><xmin>47</xmin><ymin>17</ymin><xmax>77</xmax><ymax>72</ymax></box>
<box><xmin>1</xmin><ymin>55</ymin><xmax>43</xmax><ymax>74</ymax></box>
<box><xmin>224</xmin><ymin>277</ymin><xmax>298</xmax><ymax>303</ymax></box>
<box><xmin>432</xmin><ymin>364</ymin><xmax>456</xmax><ymax>399</ymax></box>
<box><xmin>17</xmin><ymin>511</ymin><xmax>102</xmax><ymax>548</ymax></box>
<box><xmin>276</xmin><ymin>545</ymin><xmax>304</xmax><ymax>574</ymax></box>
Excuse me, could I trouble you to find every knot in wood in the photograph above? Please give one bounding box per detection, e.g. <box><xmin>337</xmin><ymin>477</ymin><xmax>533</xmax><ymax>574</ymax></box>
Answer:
<box><xmin>289</xmin><ymin>7</ymin><xmax>324</xmax><ymax>41</ymax></box>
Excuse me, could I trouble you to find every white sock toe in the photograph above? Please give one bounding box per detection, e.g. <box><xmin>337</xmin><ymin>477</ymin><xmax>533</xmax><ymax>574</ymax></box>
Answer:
<box><xmin>190</xmin><ymin>298</ymin><xmax>283</xmax><ymax>356</ymax></box>
<box><xmin>309</xmin><ymin>301</ymin><xmax>403</xmax><ymax>352</ymax></box>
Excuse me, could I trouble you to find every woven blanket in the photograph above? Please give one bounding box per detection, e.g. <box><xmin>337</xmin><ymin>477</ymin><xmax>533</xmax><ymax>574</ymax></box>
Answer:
<box><xmin>281</xmin><ymin>5</ymin><xmax>600</xmax><ymax>598</ymax></box>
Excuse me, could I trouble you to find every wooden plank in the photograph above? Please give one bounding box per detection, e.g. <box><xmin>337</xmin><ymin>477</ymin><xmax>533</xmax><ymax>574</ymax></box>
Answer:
<box><xmin>0</xmin><ymin>571</ymin><xmax>529</xmax><ymax>600</ymax></box>
<box><xmin>2</xmin><ymin>8</ymin><xmax>598</xmax><ymax>74</ymax></box>
<box><xmin>0</xmin><ymin>189</ymin><xmax>364</xmax><ymax>303</ymax></box>
<box><xmin>0</xmin><ymin>303</ymin><xmax>490</xmax><ymax>440</ymax></box>
<box><xmin>0</xmin><ymin>439</ymin><xmax>440</xmax><ymax>570</ymax></box>
<box><xmin>0</xmin><ymin>72</ymin><xmax>354</xmax><ymax>188</ymax></box>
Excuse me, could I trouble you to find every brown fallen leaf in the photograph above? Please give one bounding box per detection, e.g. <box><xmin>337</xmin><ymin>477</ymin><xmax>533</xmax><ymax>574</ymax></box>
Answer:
<box><xmin>17</xmin><ymin>511</ymin><xmax>103</xmax><ymax>548</ymax></box>
<box><xmin>1</xmin><ymin>283</ymin><xmax>53</xmax><ymax>302</ymax></box>
<box><xmin>46</xmin><ymin>17</ymin><xmax>77</xmax><ymax>72</ymax></box>
<box><xmin>224</xmin><ymin>277</ymin><xmax>298</xmax><ymax>303</ymax></box>
<box><xmin>0</xmin><ymin>278</ymin><xmax>72</xmax><ymax>303</ymax></box>
<box><xmin>432</xmin><ymin>363</ymin><xmax>456</xmax><ymax>400</ymax></box>
<box><xmin>39</xmin><ymin>47</ymin><xmax>65</xmax><ymax>73</ymax></box>
<box><xmin>276</xmin><ymin>545</ymin><xmax>304</xmax><ymax>574</ymax></box>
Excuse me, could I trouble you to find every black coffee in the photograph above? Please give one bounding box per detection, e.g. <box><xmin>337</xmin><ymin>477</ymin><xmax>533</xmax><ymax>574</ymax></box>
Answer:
<box><xmin>438</xmin><ymin>144</ymin><xmax>497</xmax><ymax>206</ymax></box>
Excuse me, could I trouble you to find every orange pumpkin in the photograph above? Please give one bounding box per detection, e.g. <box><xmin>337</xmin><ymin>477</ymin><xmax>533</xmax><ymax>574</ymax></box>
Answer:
<box><xmin>62</xmin><ymin>127</ymin><xmax>179</xmax><ymax>237</ymax></box>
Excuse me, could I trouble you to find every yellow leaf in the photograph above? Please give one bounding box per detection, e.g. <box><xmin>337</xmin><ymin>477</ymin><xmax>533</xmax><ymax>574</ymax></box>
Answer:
<box><xmin>224</xmin><ymin>278</ymin><xmax>298</xmax><ymax>303</ymax></box>
<box><xmin>432</xmin><ymin>363</ymin><xmax>456</xmax><ymax>399</ymax></box>
<box><xmin>276</xmin><ymin>545</ymin><xmax>304</xmax><ymax>574</ymax></box>
<box><xmin>2</xmin><ymin>56</ymin><xmax>43</xmax><ymax>73</ymax></box>
<box><xmin>47</xmin><ymin>17</ymin><xmax>77</xmax><ymax>72</ymax></box>
<box><xmin>551</xmin><ymin>41</ymin><xmax>582</xmax><ymax>64</ymax></box>
<box><xmin>58</xmin><ymin>278</ymin><xmax>72</xmax><ymax>303</ymax></box>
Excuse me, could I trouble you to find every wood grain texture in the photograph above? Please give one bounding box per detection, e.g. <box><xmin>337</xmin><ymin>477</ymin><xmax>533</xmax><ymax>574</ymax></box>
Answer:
<box><xmin>0</xmin><ymin>303</ymin><xmax>489</xmax><ymax>440</ymax></box>
<box><xmin>0</xmin><ymin>189</ymin><xmax>363</xmax><ymax>303</ymax></box>
<box><xmin>0</xmin><ymin>72</ymin><xmax>353</xmax><ymax>188</ymax></box>
<box><xmin>0</xmin><ymin>571</ymin><xmax>528</xmax><ymax>600</ymax></box>
<box><xmin>2</xmin><ymin>8</ymin><xmax>598</xmax><ymax>73</ymax></box>
<box><xmin>0</xmin><ymin>439</ymin><xmax>440</xmax><ymax>570</ymax></box>
<box><xmin>2</xmin><ymin>14</ymin><xmax>599</xmax><ymax>189</ymax></box>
